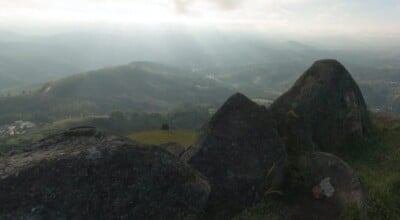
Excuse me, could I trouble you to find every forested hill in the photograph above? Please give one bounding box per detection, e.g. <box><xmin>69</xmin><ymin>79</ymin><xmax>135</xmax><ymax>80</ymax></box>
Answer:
<box><xmin>0</xmin><ymin>62</ymin><xmax>232</xmax><ymax>124</ymax></box>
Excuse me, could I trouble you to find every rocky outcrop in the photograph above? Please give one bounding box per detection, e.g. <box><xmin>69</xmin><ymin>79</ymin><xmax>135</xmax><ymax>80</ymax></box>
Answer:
<box><xmin>268</xmin><ymin>60</ymin><xmax>368</xmax><ymax>219</ymax></box>
<box><xmin>290</xmin><ymin>152</ymin><xmax>366</xmax><ymax>219</ymax></box>
<box><xmin>0</xmin><ymin>127</ymin><xmax>210</xmax><ymax>219</ymax></box>
<box><xmin>182</xmin><ymin>93</ymin><xmax>287</xmax><ymax>218</ymax></box>
<box><xmin>271</xmin><ymin>59</ymin><xmax>372</xmax><ymax>151</ymax></box>
<box><xmin>160</xmin><ymin>142</ymin><xmax>186</xmax><ymax>156</ymax></box>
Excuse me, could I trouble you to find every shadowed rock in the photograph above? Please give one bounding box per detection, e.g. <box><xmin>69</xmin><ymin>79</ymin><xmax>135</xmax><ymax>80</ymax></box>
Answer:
<box><xmin>271</xmin><ymin>59</ymin><xmax>372</xmax><ymax>152</ymax></box>
<box><xmin>160</xmin><ymin>142</ymin><xmax>186</xmax><ymax>156</ymax></box>
<box><xmin>0</xmin><ymin>127</ymin><xmax>210</xmax><ymax>219</ymax></box>
<box><xmin>182</xmin><ymin>93</ymin><xmax>287</xmax><ymax>219</ymax></box>
<box><xmin>290</xmin><ymin>152</ymin><xmax>366</xmax><ymax>220</ymax></box>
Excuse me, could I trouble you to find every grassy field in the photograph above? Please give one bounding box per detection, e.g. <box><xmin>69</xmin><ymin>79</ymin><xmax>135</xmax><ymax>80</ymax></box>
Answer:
<box><xmin>128</xmin><ymin>130</ymin><xmax>199</xmax><ymax>148</ymax></box>
<box><xmin>0</xmin><ymin>117</ymin><xmax>199</xmax><ymax>155</ymax></box>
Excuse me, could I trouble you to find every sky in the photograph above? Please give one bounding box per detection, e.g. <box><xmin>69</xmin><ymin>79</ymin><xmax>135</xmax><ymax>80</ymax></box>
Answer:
<box><xmin>0</xmin><ymin>0</ymin><xmax>399</xmax><ymax>38</ymax></box>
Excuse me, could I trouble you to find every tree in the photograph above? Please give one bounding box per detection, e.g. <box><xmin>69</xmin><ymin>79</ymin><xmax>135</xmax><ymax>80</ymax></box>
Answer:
<box><xmin>161</xmin><ymin>123</ymin><xmax>169</xmax><ymax>131</ymax></box>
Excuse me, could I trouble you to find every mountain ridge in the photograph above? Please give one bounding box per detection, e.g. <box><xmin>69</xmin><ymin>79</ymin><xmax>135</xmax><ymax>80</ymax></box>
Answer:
<box><xmin>0</xmin><ymin>61</ymin><xmax>233</xmax><ymax>123</ymax></box>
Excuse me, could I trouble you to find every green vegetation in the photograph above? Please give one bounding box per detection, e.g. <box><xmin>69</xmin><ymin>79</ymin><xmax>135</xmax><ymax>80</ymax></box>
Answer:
<box><xmin>351</xmin><ymin>113</ymin><xmax>400</xmax><ymax>219</ymax></box>
<box><xmin>128</xmin><ymin>130</ymin><xmax>199</xmax><ymax>148</ymax></box>
<box><xmin>234</xmin><ymin>199</ymin><xmax>289</xmax><ymax>220</ymax></box>
<box><xmin>341</xmin><ymin>203</ymin><xmax>362</xmax><ymax>220</ymax></box>
<box><xmin>103</xmin><ymin>105</ymin><xmax>211</xmax><ymax>134</ymax></box>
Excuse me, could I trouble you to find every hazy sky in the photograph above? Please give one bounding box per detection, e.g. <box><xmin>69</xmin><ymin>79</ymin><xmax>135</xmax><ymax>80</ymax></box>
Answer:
<box><xmin>0</xmin><ymin>0</ymin><xmax>399</xmax><ymax>37</ymax></box>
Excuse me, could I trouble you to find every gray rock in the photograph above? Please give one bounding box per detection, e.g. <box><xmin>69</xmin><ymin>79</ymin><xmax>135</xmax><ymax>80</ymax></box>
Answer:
<box><xmin>182</xmin><ymin>93</ymin><xmax>287</xmax><ymax>219</ymax></box>
<box><xmin>271</xmin><ymin>59</ymin><xmax>372</xmax><ymax>152</ymax></box>
<box><xmin>160</xmin><ymin>142</ymin><xmax>186</xmax><ymax>156</ymax></box>
<box><xmin>293</xmin><ymin>152</ymin><xmax>366</xmax><ymax>220</ymax></box>
<box><xmin>0</xmin><ymin>127</ymin><xmax>210</xmax><ymax>220</ymax></box>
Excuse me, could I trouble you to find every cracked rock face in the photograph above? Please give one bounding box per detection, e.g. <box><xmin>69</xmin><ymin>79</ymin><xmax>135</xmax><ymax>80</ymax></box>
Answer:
<box><xmin>271</xmin><ymin>59</ymin><xmax>372</xmax><ymax>151</ymax></box>
<box><xmin>0</xmin><ymin>127</ymin><xmax>210</xmax><ymax>219</ymax></box>
<box><xmin>182</xmin><ymin>93</ymin><xmax>287</xmax><ymax>219</ymax></box>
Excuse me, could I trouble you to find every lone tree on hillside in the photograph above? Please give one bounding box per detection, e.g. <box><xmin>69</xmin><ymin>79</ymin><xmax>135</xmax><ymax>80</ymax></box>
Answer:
<box><xmin>161</xmin><ymin>123</ymin><xmax>169</xmax><ymax>131</ymax></box>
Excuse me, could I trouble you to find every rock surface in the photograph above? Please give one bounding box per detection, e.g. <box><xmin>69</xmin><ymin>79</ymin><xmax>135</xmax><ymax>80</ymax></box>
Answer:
<box><xmin>290</xmin><ymin>152</ymin><xmax>366</xmax><ymax>220</ymax></box>
<box><xmin>0</xmin><ymin>127</ymin><xmax>210</xmax><ymax>219</ymax></box>
<box><xmin>182</xmin><ymin>93</ymin><xmax>287</xmax><ymax>218</ymax></box>
<box><xmin>159</xmin><ymin>142</ymin><xmax>186</xmax><ymax>156</ymax></box>
<box><xmin>271</xmin><ymin>59</ymin><xmax>372</xmax><ymax>151</ymax></box>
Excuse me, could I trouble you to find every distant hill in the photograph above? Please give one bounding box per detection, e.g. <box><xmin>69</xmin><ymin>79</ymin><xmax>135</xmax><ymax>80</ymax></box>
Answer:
<box><xmin>0</xmin><ymin>62</ymin><xmax>233</xmax><ymax>124</ymax></box>
<box><xmin>4</xmin><ymin>29</ymin><xmax>398</xmax><ymax>91</ymax></box>
<box><xmin>41</xmin><ymin>61</ymin><xmax>232</xmax><ymax>109</ymax></box>
<box><xmin>0</xmin><ymin>30</ymin><xmax>315</xmax><ymax>90</ymax></box>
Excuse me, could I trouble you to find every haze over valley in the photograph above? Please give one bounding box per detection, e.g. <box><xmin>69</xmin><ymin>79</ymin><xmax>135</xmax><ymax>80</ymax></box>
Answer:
<box><xmin>0</xmin><ymin>0</ymin><xmax>400</xmax><ymax>219</ymax></box>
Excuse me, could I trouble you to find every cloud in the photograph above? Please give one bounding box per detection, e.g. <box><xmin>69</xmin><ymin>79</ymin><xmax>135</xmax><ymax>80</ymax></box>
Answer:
<box><xmin>0</xmin><ymin>0</ymin><xmax>398</xmax><ymax>38</ymax></box>
<box><xmin>212</xmin><ymin>0</ymin><xmax>242</xmax><ymax>10</ymax></box>
<box><xmin>174</xmin><ymin>0</ymin><xmax>190</xmax><ymax>14</ymax></box>
<box><xmin>173</xmin><ymin>0</ymin><xmax>242</xmax><ymax>14</ymax></box>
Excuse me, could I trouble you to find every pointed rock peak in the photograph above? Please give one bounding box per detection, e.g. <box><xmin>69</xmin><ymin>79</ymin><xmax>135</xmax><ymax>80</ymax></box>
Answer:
<box><xmin>222</xmin><ymin>92</ymin><xmax>256</xmax><ymax>108</ymax></box>
<box><xmin>295</xmin><ymin>59</ymin><xmax>352</xmax><ymax>87</ymax></box>
<box><xmin>313</xmin><ymin>59</ymin><xmax>344</xmax><ymax>67</ymax></box>
<box><xmin>208</xmin><ymin>93</ymin><xmax>265</xmax><ymax>129</ymax></box>
<box><xmin>182</xmin><ymin>92</ymin><xmax>287</xmax><ymax>218</ymax></box>
<box><xmin>271</xmin><ymin>59</ymin><xmax>371</xmax><ymax>151</ymax></box>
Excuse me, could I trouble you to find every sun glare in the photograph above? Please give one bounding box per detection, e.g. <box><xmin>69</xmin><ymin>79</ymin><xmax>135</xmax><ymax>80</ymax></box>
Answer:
<box><xmin>0</xmin><ymin>1</ymin><xmax>261</xmax><ymax>28</ymax></box>
<box><xmin>0</xmin><ymin>2</ymin><xmax>179</xmax><ymax>24</ymax></box>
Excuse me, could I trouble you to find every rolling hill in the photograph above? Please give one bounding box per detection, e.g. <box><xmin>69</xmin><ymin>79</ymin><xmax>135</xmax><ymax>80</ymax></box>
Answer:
<box><xmin>0</xmin><ymin>61</ymin><xmax>232</xmax><ymax>124</ymax></box>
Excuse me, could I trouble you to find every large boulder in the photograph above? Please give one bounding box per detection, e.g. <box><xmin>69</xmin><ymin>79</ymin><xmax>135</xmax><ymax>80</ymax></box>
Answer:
<box><xmin>289</xmin><ymin>152</ymin><xmax>366</xmax><ymax>220</ymax></box>
<box><xmin>271</xmin><ymin>59</ymin><xmax>372</xmax><ymax>151</ymax></box>
<box><xmin>182</xmin><ymin>93</ymin><xmax>287</xmax><ymax>218</ymax></box>
<box><xmin>0</xmin><ymin>127</ymin><xmax>210</xmax><ymax>219</ymax></box>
